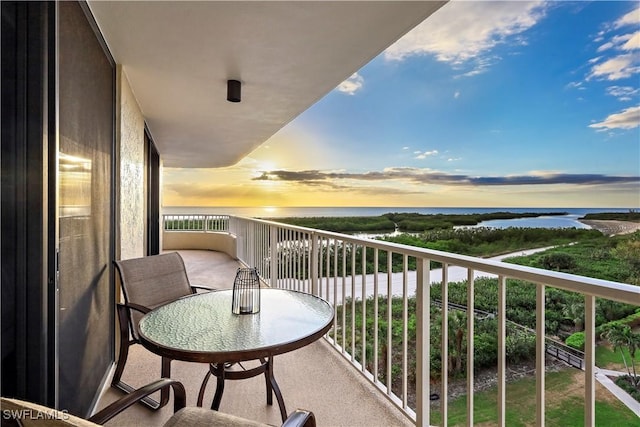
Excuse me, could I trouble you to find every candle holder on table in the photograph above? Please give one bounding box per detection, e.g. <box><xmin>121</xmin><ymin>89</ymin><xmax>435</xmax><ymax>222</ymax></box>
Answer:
<box><xmin>232</xmin><ymin>267</ymin><xmax>261</xmax><ymax>314</ymax></box>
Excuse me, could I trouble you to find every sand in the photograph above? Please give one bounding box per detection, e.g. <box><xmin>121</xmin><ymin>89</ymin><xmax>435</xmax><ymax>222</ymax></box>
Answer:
<box><xmin>579</xmin><ymin>219</ymin><xmax>640</xmax><ymax>236</ymax></box>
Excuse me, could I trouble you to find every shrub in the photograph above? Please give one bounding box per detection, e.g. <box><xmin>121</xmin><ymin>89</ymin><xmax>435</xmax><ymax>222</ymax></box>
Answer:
<box><xmin>565</xmin><ymin>332</ymin><xmax>585</xmax><ymax>350</ymax></box>
<box><xmin>614</xmin><ymin>375</ymin><xmax>640</xmax><ymax>402</ymax></box>
<box><xmin>541</xmin><ymin>252</ymin><xmax>577</xmax><ymax>271</ymax></box>
<box><xmin>596</xmin><ymin>311</ymin><xmax>640</xmax><ymax>337</ymax></box>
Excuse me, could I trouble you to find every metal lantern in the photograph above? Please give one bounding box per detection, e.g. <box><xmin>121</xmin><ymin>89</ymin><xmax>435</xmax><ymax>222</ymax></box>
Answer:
<box><xmin>232</xmin><ymin>267</ymin><xmax>260</xmax><ymax>314</ymax></box>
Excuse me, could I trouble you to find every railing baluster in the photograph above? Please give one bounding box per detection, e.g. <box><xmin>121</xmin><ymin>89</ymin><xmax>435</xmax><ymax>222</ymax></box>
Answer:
<box><xmin>466</xmin><ymin>269</ymin><xmax>475</xmax><ymax>426</ymax></box>
<box><xmin>387</xmin><ymin>250</ymin><xmax>393</xmax><ymax>397</ymax></box>
<box><xmin>403</xmin><ymin>254</ymin><xmax>408</xmax><ymax>409</ymax></box>
<box><xmin>416</xmin><ymin>257</ymin><xmax>430</xmax><ymax>427</ymax></box>
<box><xmin>333</xmin><ymin>239</ymin><xmax>339</xmax><ymax>343</ymax></box>
<box><xmin>584</xmin><ymin>294</ymin><xmax>595</xmax><ymax>427</ymax></box>
<box><xmin>362</xmin><ymin>245</ymin><xmax>367</xmax><ymax>373</ymax></box>
<box><xmin>373</xmin><ymin>248</ymin><xmax>379</xmax><ymax>383</ymax></box>
<box><xmin>351</xmin><ymin>243</ymin><xmax>356</xmax><ymax>362</ymax></box>
<box><xmin>341</xmin><ymin>241</ymin><xmax>347</xmax><ymax>355</ymax></box>
<box><xmin>497</xmin><ymin>275</ymin><xmax>506</xmax><ymax>427</ymax></box>
<box><xmin>536</xmin><ymin>284</ymin><xmax>546</xmax><ymax>427</ymax></box>
<box><xmin>311</xmin><ymin>233</ymin><xmax>322</xmax><ymax>295</ymax></box>
<box><xmin>441</xmin><ymin>263</ymin><xmax>449</xmax><ymax>427</ymax></box>
<box><xmin>325</xmin><ymin>237</ymin><xmax>331</xmax><ymax>301</ymax></box>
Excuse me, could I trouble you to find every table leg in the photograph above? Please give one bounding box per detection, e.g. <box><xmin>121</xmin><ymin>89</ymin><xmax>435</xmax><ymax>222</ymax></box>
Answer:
<box><xmin>262</xmin><ymin>357</ymin><xmax>273</xmax><ymax>405</ymax></box>
<box><xmin>211</xmin><ymin>364</ymin><xmax>226</xmax><ymax>410</ymax></box>
<box><xmin>197</xmin><ymin>370</ymin><xmax>212</xmax><ymax>407</ymax></box>
<box><xmin>159</xmin><ymin>357</ymin><xmax>172</xmax><ymax>408</ymax></box>
<box><xmin>266</xmin><ymin>357</ymin><xmax>287</xmax><ymax>422</ymax></box>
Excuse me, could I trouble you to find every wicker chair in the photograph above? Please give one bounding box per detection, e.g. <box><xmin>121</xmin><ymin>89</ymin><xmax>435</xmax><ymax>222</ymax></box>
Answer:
<box><xmin>1</xmin><ymin>379</ymin><xmax>316</xmax><ymax>427</ymax></box>
<box><xmin>112</xmin><ymin>252</ymin><xmax>215</xmax><ymax>409</ymax></box>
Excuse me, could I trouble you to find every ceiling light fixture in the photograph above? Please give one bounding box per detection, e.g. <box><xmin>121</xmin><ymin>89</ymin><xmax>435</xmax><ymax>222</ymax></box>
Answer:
<box><xmin>227</xmin><ymin>79</ymin><xmax>241</xmax><ymax>103</ymax></box>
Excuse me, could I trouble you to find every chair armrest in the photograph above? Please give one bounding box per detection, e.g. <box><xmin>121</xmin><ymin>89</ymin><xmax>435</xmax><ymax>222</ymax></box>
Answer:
<box><xmin>282</xmin><ymin>409</ymin><xmax>316</xmax><ymax>427</ymax></box>
<box><xmin>123</xmin><ymin>302</ymin><xmax>151</xmax><ymax>314</ymax></box>
<box><xmin>88</xmin><ymin>379</ymin><xmax>186</xmax><ymax>425</ymax></box>
<box><xmin>191</xmin><ymin>285</ymin><xmax>216</xmax><ymax>293</ymax></box>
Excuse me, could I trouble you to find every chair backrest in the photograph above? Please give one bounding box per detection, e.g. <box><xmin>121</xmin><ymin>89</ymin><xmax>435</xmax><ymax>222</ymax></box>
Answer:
<box><xmin>114</xmin><ymin>252</ymin><xmax>194</xmax><ymax>338</ymax></box>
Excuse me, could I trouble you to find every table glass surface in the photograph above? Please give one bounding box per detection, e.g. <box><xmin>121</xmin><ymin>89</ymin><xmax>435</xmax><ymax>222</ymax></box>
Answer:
<box><xmin>138</xmin><ymin>289</ymin><xmax>333</xmax><ymax>354</ymax></box>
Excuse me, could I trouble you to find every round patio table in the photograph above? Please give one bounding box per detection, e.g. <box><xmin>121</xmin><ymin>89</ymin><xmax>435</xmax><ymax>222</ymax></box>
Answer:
<box><xmin>138</xmin><ymin>288</ymin><xmax>334</xmax><ymax>421</ymax></box>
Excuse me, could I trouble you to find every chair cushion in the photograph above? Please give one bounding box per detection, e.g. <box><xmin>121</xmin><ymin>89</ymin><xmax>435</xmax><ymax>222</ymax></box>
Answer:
<box><xmin>0</xmin><ymin>397</ymin><xmax>99</xmax><ymax>427</ymax></box>
<box><xmin>163</xmin><ymin>407</ymin><xmax>270</xmax><ymax>427</ymax></box>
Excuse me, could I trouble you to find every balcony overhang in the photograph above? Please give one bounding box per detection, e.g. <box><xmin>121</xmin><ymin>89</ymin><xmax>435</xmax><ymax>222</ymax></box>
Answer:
<box><xmin>87</xmin><ymin>1</ymin><xmax>446</xmax><ymax>168</ymax></box>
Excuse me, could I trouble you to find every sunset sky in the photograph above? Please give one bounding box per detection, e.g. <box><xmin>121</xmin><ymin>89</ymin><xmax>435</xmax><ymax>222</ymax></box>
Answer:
<box><xmin>163</xmin><ymin>1</ymin><xmax>640</xmax><ymax>209</ymax></box>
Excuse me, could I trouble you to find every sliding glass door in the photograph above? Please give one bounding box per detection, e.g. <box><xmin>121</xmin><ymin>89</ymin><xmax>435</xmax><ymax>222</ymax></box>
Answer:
<box><xmin>57</xmin><ymin>1</ymin><xmax>115</xmax><ymax>416</ymax></box>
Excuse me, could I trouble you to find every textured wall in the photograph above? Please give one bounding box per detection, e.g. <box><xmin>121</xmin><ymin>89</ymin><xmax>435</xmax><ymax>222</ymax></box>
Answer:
<box><xmin>118</xmin><ymin>66</ymin><xmax>145</xmax><ymax>260</ymax></box>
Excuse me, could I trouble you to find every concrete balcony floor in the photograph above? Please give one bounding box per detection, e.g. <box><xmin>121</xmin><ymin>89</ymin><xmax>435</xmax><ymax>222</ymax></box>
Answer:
<box><xmin>96</xmin><ymin>250</ymin><xmax>412</xmax><ymax>427</ymax></box>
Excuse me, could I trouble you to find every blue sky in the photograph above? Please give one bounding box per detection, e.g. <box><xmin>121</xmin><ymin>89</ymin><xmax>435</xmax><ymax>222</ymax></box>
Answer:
<box><xmin>164</xmin><ymin>1</ymin><xmax>640</xmax><ymax>208</ymax></box>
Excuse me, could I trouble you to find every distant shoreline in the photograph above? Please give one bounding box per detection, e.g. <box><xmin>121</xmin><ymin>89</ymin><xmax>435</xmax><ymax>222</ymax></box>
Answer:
<box><xmin>162</xmin><ymin>206</ymin><xmax>637</xmax><ymax>219</ymax></box>
<box><xmin>579</xmin><ymin>219</ymin><xmax>640</xmax><ymax>236</ymax></box>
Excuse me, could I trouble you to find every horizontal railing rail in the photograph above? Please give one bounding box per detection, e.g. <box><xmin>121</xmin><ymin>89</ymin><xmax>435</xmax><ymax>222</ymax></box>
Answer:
<box><xmin>163</xmin><ymin>213</ymin><xmax>640</xmax><ymax>427</ymax></box>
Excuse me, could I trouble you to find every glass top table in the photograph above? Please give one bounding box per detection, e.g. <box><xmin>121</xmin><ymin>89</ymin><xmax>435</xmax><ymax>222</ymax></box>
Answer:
<box><xmin>138</xmin><ymin>288</ymin><xmax>334</xmax><ymax>420</ymax></box>
<box><xmin>139</xmin><ymin>288</ymin><xmax>334</xmax><ymax>362</ymax></box>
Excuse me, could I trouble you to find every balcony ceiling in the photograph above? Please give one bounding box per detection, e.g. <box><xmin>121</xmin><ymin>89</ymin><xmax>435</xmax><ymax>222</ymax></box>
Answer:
<box><xmin>88</xmin><ymin>1</ymin><xmax>446</xmax><ymax>168</ymax></box>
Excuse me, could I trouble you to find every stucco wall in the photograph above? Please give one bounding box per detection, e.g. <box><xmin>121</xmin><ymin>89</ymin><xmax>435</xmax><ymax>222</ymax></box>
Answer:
<box><xmin>117</xmin><ymin>66</ymin><xmax>145</xmax><ymax>260</ymax></box>
<box><xmin>162</xmin><ymin>231</ymin><xmax>238</xmax><ymax>259</ymax></box>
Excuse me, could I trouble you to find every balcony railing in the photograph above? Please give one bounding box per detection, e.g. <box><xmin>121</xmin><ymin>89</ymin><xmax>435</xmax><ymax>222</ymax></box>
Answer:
<box><xmin>163</xmin><ymin>214</ymin><xmax>640</xmax><ymax>426</ymax></box>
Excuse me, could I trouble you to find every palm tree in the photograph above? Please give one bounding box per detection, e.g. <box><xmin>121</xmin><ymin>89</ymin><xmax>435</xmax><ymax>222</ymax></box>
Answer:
<box><xmin>448</xmin><ymin>310</ymin><xmax>466</xmax><ymax>375</ymax></box>
<box><xmin>562</xmin><ymin>301</ymin><xmax>584</xmax><ymax>332</ymax></box>
<box><xmin>602</xmin><ymin>324</ymin><xmax>640</xmax><ymax>388</ymax></box>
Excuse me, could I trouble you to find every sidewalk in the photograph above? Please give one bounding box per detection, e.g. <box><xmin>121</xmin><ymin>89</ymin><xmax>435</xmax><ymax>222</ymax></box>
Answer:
<box><xmin>307</xmin><ymin>245</ymin><xmax>555</xmax><ymax>304</ymax></box>
<box><xmin>594</xmin><ymin>368</ymin><xmax>640</xmax><ymax>417</ymax></box>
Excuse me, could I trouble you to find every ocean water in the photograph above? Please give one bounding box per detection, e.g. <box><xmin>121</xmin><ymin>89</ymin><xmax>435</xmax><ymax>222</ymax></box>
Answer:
<box><xmin>162</xmin><ymin>206</ymin><xmax>635</xmax><ymax>229</ymax></box>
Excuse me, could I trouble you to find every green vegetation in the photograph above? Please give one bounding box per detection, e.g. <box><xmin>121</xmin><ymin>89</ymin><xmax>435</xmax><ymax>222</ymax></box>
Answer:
<box><xmin>601</xmin><ymin>324</ymin><xmax>640</xmax><ymax>390</ymax></box>
<box><xmin>429</xmin><ymin>369</ymin><xmax>639</xmax><ymax>426</ymax></box>
<box><xmin>582</xmin><ymin>211</ymin><xmax>640</xmax><ymax>221</ymax></box>
<box><xmin>506</xmin><ymin>231</ymin><xmax>640</xmax><ymax>284</ymax></box>
<box><xmin>331</xmin><ymin>228</ymin><xmax>640</xmax><ymax>418</ymax></box>
<box><xmin>383</xmin><ymin>227</ymin><xmax>600</xmax><ymax>259</ymax></box>
<box><xmin>566</xmin><ymin>332</ymin><xmax>585</xmax><ymax>350</ymax></box>
<box><xmin>310</xmin><ymin>228</ymin><xmax>602</xmax><ymax>279</ymax></box>
<box><xmin>596</xmin><ymin>344</ymin><xmax>640</xmax><ymax>369</ymax></box>
<box><xmin>273</xmin><ymin>211</ymin><xmax>568</xmax><ymax>233</ymax></box>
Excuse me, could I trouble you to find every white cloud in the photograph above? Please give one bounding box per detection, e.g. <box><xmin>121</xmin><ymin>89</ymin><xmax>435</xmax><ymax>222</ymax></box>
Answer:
<box><xmin>597</xmin><ymin>41</ymin><xmax>615</xmax><ymax>53</ymax></box>
<box><xmin>621</xmin><ymin>31</ymin><xmax>640</xmax><ymax>51</ymax></box>
<box><xmin>613</xmin><ymin>6</ymin><xmax>640</xmax><ymax>29</ymax></box>
<box><xmin>606</xmin><ymin>85</ymin><xmax>640</xmax><ymax>102</ymax></box>
<box><xmin>589</xmin><ymin>105</ymin><xmax>640</xmax><ymax>130</ymax></box>
<box><xmin>415</xmin><ymin>150</ymin><xmax>439</xmax><ymax>160</ymax></box>
<box><xmin>384</xmin><ymin>0</ymin><xmax>547</xmax><ymax>74</ymax></box>
<box><xmin>454</xmin><ymin>91</ymin><xmax>460</xmax><ymax>99</ymax></box>
<box><xmin>336</xmin><ymin>72</ymin><xmax>364</xmax><ymax>95</ymax></box>
<box><xmin>588</xmin><ymin>53</ymin><xmax>640</xmax><ymax>81</ymax></box>
<box><xmin>587</xmin><ymin>9</ymin><xmax>640</xmax><ymax>82</ymax></box>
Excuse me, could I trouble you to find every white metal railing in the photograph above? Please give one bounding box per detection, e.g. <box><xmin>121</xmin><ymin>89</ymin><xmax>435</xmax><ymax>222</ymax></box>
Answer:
<box><xmin>163</xmin><ymin>214</ymin><xmax>229</xmax><ymax>232</ymax></box>
<box><xmin>164</xmin><ymin>214</ymin><xmax>640</xmax><ymax>426</ymax></box>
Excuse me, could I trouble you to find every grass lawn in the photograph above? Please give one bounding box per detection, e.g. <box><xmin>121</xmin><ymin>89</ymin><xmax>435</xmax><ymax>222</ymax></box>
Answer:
<box><xmin>596</xmin><ymin>344</ymin><xmax>640</xmax><ymax>371</ymax></box>
<box><xmin>430</xmin><ymin>368</ymin><xmax>638</xmax><ymax>426</ymax></box>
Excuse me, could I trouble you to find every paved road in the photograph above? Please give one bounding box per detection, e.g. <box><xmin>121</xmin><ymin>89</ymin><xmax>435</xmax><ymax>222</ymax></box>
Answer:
<box><xmin>309</xmin><ymin>246</ymin><xmax>556</xmax><ymax>304</ymax></box>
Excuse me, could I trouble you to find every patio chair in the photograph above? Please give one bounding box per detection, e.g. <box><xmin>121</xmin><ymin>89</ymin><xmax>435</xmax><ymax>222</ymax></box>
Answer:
<box><xmin>1</xmin><ymin>379</ymin><xmax>317</xmax><ymax>427</ymax></box>
<box><xmin>112</xmin><ymin>252</ymin><xmax>216</xmax><ymax>409</ymax></box>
